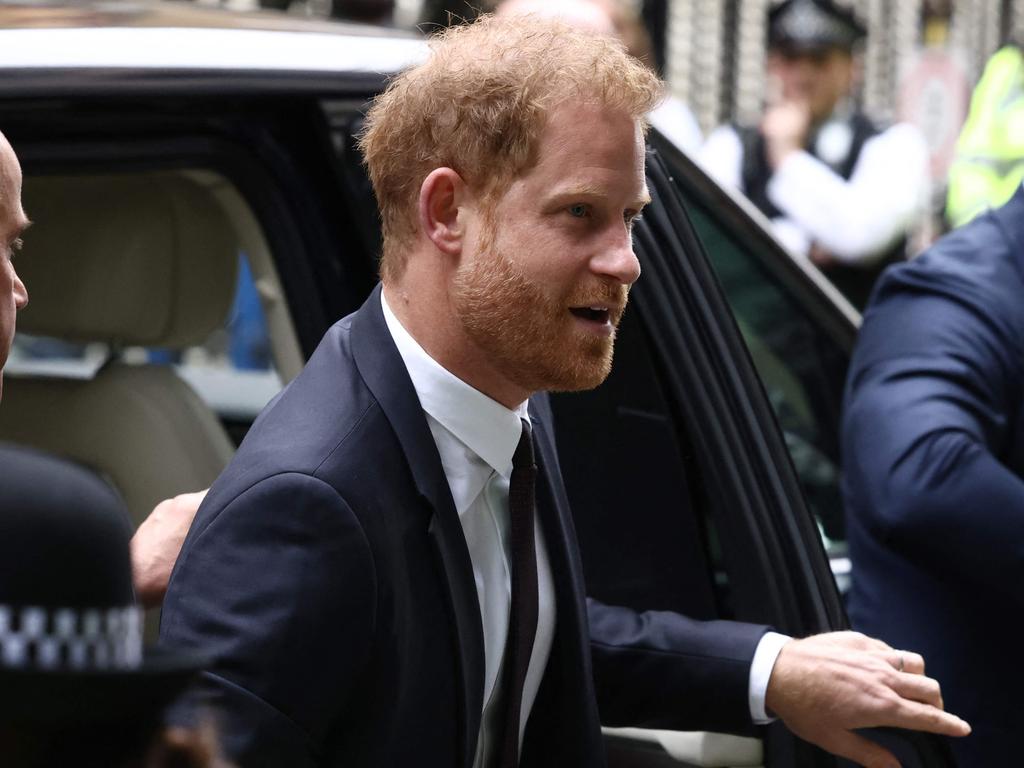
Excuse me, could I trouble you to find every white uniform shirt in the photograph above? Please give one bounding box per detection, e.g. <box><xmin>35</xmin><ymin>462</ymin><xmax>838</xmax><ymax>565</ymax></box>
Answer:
<box><xmin>381</xmin><ymin>292</ymin><xmax>787</xmax><ymax>760</ymax></box>
<box><xmin>699</xmin><ymin>119</ymin><xmax>929</xmax><ymax>265</ymax></box>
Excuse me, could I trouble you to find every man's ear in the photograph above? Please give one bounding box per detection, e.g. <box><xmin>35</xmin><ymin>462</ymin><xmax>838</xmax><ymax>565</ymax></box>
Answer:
<box><xmin>418</xmin><ymin>167</ymin><xmax>467</xmax><ymax>256</ymax></box>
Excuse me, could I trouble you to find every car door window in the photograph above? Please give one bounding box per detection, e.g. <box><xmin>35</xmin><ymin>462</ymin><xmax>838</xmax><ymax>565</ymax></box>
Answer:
<box><xmin>652</xmin><ymin>134</ymin><xmax>856</xmax><ymax>591</ymax></box>
<box><xmin>6</xmin><ymin>169</ymin><xmax>302</xmax><ymax>446</ymax></box>
<box><xmin>0</xmin><ymin>166</ymin><xmax>307</xmax><ymax>548</ymax></box>
<box><xmin>552</xmin><ymin>147</ymin><xmax>954</xmax><ymax>768</ymax></box>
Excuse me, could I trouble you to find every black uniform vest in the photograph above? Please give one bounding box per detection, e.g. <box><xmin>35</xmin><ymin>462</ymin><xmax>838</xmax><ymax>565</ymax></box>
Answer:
<box><xmin>737</xmin><ymin>113</ymin><xmax>907</xmax><ymax>310</ymax></box>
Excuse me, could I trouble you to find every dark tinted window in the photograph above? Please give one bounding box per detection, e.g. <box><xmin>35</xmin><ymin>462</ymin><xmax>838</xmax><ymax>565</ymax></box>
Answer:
<box><xmin>551</xmin><ymin>307</ymin><xmax>726</xmax><ymax>621</ymax></box>
<box><xmin>666</xmin><ymin>145</ymin><xmax>853</xmax><ymax>587</ymax></box>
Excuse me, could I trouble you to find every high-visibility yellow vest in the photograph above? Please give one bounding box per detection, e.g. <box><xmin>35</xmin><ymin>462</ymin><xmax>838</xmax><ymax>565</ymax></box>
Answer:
<box><xmin>946</xmin><ymin>45</ymin><xmax>1024</xmax><ymax>228</ymax></box>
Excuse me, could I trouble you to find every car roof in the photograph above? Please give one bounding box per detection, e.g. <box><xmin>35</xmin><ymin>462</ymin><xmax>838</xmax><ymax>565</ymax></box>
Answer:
<box><xmin>0</xmin><ymin>1</ymin><xmax>427</xmax><ymax>75</ymax></box>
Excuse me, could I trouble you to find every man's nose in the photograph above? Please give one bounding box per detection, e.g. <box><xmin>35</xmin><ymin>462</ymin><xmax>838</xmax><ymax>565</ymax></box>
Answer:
<box><xmin>593</xmin><ymin>229</ymin><xmax>641</xmax><ymax>286</ymax></box>
<box><xmin>13</xmin><ymin>269</ymin><xmax>27</xmax><ymax>310</ymax></box>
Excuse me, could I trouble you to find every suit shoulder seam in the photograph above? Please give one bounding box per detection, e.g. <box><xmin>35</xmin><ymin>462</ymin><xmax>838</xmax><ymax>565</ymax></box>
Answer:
<box><xmin>312</xmin><ymin>399</ymin><xmax>380</xmax><ymax>479</ymax></box>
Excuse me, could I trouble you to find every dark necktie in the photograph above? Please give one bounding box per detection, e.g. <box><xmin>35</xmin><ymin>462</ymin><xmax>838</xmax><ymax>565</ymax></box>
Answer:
<box><xmin>498</xmin><ymin>418</ymin><xmax>539</xmax><ymax>768</ymax></box>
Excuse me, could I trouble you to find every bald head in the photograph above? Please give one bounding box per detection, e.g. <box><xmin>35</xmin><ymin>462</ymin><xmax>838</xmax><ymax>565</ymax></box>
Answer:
<box><xmin>495</xmin><ymin>0</ymin><xmax>615</xmax><ymax>34</ymax></box>
<box><xmin>0</xmin><ymin>130</ymin><xmax>30</xmax><ymax>401</ymax></box>
<box><xmin>0</xmin><ymin>132</ymin><xmax>28</xmax><ymax>244</ymax></box>
<box><xmin>495</xmin><ymin>0</ymin><xmax>655</xmax><ymax>69</ymax></box>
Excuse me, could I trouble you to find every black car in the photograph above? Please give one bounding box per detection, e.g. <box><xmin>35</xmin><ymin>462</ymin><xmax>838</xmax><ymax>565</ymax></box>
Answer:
<box><xmin>0</xmin><ymin>4</ymin><xmax>951</xmax><ymax>766</ymax></box>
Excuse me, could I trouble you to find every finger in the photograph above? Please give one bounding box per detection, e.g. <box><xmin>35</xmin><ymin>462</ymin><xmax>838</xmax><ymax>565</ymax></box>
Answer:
<box><xmin>889</xmin><ymin>650</ymin><xmax>925</xmax><ymax>676</ymax></box>
<box><xmin>880</xmin><ymin>699</ymin><xmax>971</xmax><ymax>737</ymax></box>
<box><xmin>818</xmin><ymin>730</ymin><xmax>901</xmax><ymax>768</ymax></box>
<box><xmin>890</xmin><ymin>671</ymin><xmax>943</xmax><ymax>709</ymax></box>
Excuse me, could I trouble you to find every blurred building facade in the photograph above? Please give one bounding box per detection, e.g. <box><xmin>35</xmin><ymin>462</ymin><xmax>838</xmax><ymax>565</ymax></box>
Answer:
<box><xmin>257</xmin><ymin>0</ymin><xmax>1023</xmax><ymax>146</ymax></box>
<box><xmin>667</xmin><ymin>0</ymin><xmax>1022</xmax><ymax>132</ymax></box>
<box><xmin>253</xmin><ymin>0</ymin><xmax>1022</xmax><ymax>217</ymax></box>
<box><xmin>660</xmin><ymin>0</ymin><xmax>1024</xmax><ymax>235</ymax></box>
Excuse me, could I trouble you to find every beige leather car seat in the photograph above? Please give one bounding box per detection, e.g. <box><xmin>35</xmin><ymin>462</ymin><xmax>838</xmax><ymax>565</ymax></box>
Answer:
<box><xmin>0</xmin><ymin>172</ymin><xmax>238</xmax><ymax>529</ymax></box>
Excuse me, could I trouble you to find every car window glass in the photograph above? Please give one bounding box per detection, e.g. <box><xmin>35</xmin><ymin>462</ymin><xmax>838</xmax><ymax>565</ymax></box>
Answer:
<box><xmin>680</xmin><ymin>190</ymin><xmax>851</xmax><ymax>591</ymax></box>
<box><xmin>550</xmin><ymin>298</ymin><xmax>731</xmax><ymax>620</ymax></box>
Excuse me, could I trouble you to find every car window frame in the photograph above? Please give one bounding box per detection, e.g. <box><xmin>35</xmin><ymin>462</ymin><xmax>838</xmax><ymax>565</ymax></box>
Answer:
<box><xmin>0</xmin><ymin>87</ymin><xmax>387</xmax><ymax>351</ymax></box>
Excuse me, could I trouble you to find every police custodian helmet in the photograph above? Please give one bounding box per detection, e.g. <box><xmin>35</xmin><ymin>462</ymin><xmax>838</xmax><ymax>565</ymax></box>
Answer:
<box><xmin>768</xmin><ymin>0</ymin><xmax>867</xmax><ymax>54</ymax></box>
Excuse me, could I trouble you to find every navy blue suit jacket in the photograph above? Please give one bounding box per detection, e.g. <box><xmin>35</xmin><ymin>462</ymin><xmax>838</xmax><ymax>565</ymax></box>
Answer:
<box><xmin>160</xmin><ymin>285</ymin><xmax>768</xmax><ymax>768</ymax></box>
<box><xmin>843</xmin><ymin>189</ymin><xmax>1024</xmax><ymax>766</ymax></box>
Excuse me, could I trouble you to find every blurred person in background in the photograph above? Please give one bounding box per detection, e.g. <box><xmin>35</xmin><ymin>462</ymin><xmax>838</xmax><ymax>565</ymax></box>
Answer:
<box><xmin>945</xmin><ymin>42</ymin><xmax>1024</xmax><ymax>228</ymax></box>
<box><xmin>495</xmin><ymin>0</ymin><xmax>703</xmax><ymax>153</ymax></box>
<box><xmin>842</xmin><ymin>185</ymin><xmax>1024</xmax><ymax>766</ymax></box>
<box><xmin>0</xmin><ymin>128</ymin><xmax>203</xmax><ymax>611</ymax></box>
<box><xmin>700</xmin><ymin>0</ymin><xmax>928</xmax><ymax>310</ymax></box>
<box><xmin>0</xmin><ymin>446</ymin><xmax>220</xmax><ymax>768</ymax></box>
<box><xmin>0</xmin><ymin>130</ymin><xmax>214</xmax><ymax>764</ymax></box>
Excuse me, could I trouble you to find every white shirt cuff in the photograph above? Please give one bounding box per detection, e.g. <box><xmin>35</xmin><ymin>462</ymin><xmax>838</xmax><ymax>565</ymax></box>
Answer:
<box><xmin>748</xmin><ymin>631</ymin><xmax>791</xmax><ymax>724</ymax></box>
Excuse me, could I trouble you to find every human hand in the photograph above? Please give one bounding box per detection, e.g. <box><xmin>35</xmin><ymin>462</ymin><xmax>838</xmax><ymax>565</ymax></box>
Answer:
<box><xmin>766</xmin><ymin>631</ymin><xmax>970</xmax><ymax>768</ymax></box>
<box><xmin>130</xmin><ymin>490</ymin><xmax>207</xmax><ymax>609</ymax></box>
<box><xmin>761</xmin><ymin>100</ymin><xmax>811</xmax><ymax>169</ymax></box>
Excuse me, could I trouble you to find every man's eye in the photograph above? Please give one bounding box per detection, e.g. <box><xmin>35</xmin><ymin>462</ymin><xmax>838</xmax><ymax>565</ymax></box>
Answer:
<box><xmin>568</xmin><ymin>204</ymin><xmax>588</xmax><ymax>218</ymax></box>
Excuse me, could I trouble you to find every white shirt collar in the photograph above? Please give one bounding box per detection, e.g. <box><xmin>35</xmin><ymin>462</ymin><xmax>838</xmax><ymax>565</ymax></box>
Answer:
<box><xmin>380</xmin><ymin>290</ymin><xmax>529</xmax><ymax>479</ymax></box>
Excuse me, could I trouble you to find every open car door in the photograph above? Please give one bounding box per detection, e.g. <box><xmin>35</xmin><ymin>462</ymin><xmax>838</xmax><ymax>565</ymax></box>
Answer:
<box><xmin>546</xmin><ymin>145</ymin><xmax>959</xmax><ymax>768</ymax></box>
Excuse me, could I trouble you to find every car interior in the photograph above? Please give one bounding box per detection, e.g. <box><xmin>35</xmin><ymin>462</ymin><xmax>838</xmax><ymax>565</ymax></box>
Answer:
<box><xmin>0</xmin><ymin>98</ymin><xmax>937</xmax><ymax>764</ymax></box>
<box><xmin>0</xmin><ymin>169</ymin><xmax>303</xmax><ymax>528</ymax></box>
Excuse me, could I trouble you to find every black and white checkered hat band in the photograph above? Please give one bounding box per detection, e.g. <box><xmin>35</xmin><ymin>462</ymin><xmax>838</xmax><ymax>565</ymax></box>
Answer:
<box><xmin>774</xmin><ymin>2</ymin><xmax>861</xmax><ymax>46</ymax></box>
<box><xmin>0</xmin><ymin>605</ymin><xmax>143</xmax><ymax>672</ymax></box>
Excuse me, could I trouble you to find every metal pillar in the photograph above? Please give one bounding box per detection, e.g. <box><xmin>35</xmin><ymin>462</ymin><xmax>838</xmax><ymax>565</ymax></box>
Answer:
<box><xmin>665</xmin><ymin>0</ymin><xmax>695</xmax><ymax>113</ymax></box>
<box><xmin>733</xmin><ymin>0</ymin><xmax>769</xmax><ymax>125</ymax></box>
<box><xmin>694</xmin><ymin>0</ymin><xmax>726</xmax><ymax>132</ymax></box>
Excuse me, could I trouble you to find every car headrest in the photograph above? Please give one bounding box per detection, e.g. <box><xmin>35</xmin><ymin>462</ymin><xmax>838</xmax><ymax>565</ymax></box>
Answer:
<box><xmin>17</xmin><ymin>172</ymin><xmax>239</xmax><ymax>349</ymax></box>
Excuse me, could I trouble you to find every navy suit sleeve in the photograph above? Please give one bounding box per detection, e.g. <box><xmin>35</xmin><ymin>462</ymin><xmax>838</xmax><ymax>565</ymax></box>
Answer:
<box><xmin>160</xmin><ymin>472</ymin><xmax>376</xmax><ymax>767</ymax></box>
<box><xmin>843</xmin><ymin>232</ymin><xmax>1024</xmax><ymax>602</ymax></box>
<box><xmin>588</xmin><ymin>598</ymin><xmax>768</xmax><ymax>735</ymax></box>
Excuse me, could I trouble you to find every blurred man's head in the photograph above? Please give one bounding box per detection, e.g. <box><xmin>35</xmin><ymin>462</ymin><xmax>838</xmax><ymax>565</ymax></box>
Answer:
<box><xmin>766</xmin><ymin>0</ymin><xmax>865</xmax><ymax>122</ymax></box>
<box><xmin>767</xmin><ymin>47</ymin><xmax>856</xmax><ymax>122</ymax></box>
<box><xmin>495</xmin><ymin>0</ymin><xmax>656</xmax><ymax>71</ymax></box>
<box><xmin>0</xmin><ymin>132</ymin><xmax>30</xmax><ymax>401</ymax></box>
<box><xmin>496</xmin><ymin>0</ymin><xmax>614</xmax><ymax>35</ymax></box>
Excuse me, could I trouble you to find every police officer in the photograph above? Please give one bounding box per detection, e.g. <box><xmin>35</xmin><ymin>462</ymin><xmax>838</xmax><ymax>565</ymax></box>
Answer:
<box><xmin>700</xmin><ymin>0</ymin><xmax>929</xmax><ymax>309</ymax></box>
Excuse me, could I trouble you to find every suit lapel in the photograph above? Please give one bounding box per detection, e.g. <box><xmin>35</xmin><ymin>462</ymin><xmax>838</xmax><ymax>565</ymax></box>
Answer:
<box><xmin>351</xmin><ymin>285</ymin><xmax>485</xmax><ymax>768</ymax></box>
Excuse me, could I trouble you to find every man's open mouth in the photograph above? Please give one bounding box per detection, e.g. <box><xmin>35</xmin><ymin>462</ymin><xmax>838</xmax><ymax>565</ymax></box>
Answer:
<box><xmin>569</xmin><ymin>307</ymin><xmax>612</xmax><ymax>325</ymax></box>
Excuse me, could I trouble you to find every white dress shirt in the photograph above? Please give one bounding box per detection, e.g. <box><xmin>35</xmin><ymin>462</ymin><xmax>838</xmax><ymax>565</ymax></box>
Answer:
<box><xmin>381</xmin><ymin>292</ymin><xmax>787</xmax><ymax>754</ymax></box>
<box><xmin>698</xmin><ymin>119</ymin><xmax>929</xmax><ymax>265</ymax></box>
<box><xmin>381</xmin><ymin>293</ymin><xmax>556</xmax><ymax>767</ymax></box>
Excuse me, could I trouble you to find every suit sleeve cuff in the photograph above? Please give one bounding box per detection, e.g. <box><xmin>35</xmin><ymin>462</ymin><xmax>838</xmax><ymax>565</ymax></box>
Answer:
<box><xmin>748</xmin><ymin>631</ymin><xmax>791</xmax><ymax>724</ymax></box>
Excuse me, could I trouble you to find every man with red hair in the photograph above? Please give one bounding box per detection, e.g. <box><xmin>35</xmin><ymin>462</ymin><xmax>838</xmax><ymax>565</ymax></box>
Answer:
<box><xmin>160</xmin><ymin>16</ymin><xmax>967</xmax><ymax>768</ymax></box>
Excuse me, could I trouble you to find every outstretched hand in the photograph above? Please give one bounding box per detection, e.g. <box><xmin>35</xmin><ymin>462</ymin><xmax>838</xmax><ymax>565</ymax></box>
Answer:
<box><xmin>131</xmin><ymin>490</ymin><xmax>207</xmax><ymax>609</ymax></box>
<box><xmin>766</xmin><ymin>631</ymin><xmax>970</xmax><ymax>768</ymax></box>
